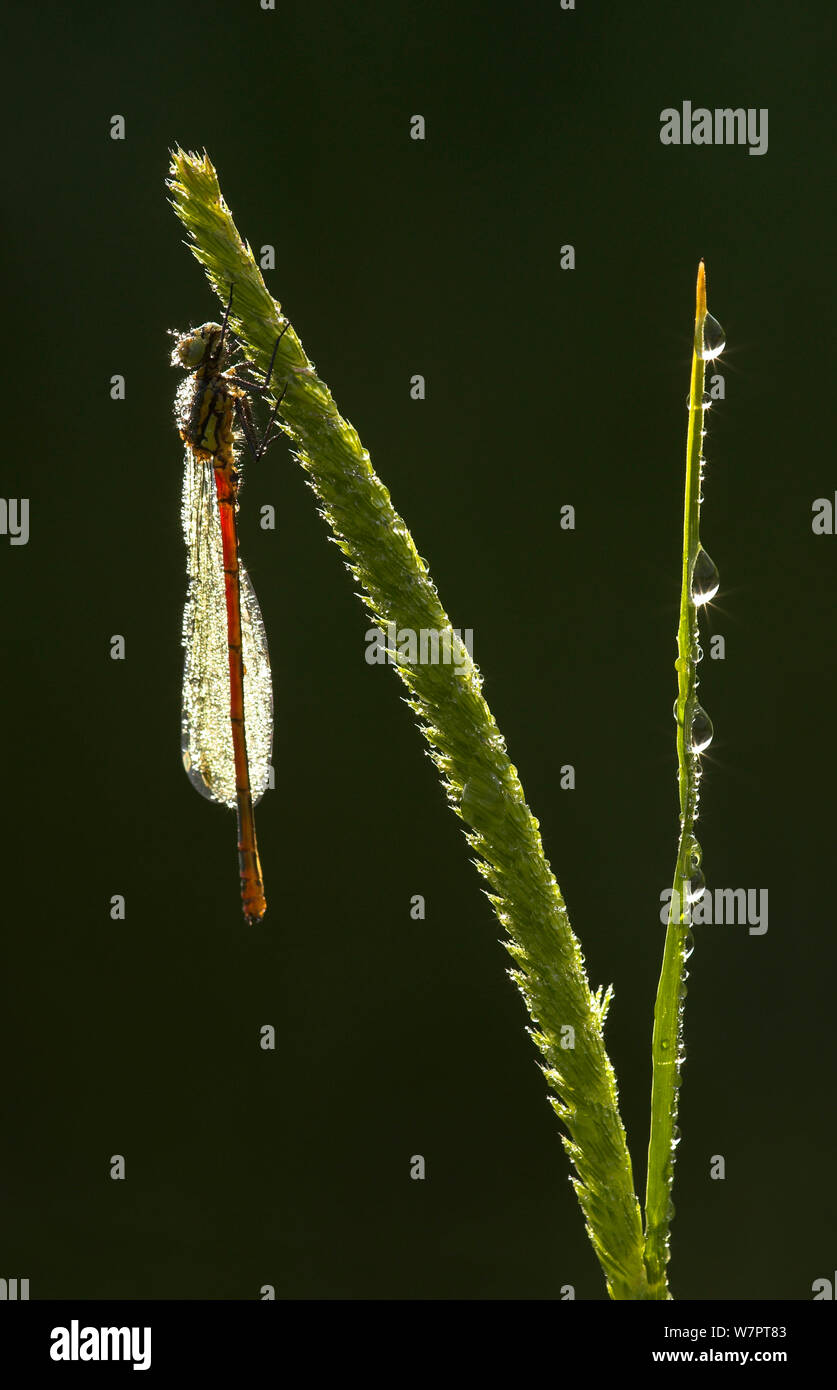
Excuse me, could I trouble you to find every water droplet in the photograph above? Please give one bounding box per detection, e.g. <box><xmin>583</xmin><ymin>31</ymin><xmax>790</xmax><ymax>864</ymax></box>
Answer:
<box><xmin>690</xmin><ymin>703</ymin><xmax>714</xmax><ymax>753</ymax></box>
<box><xmin>685</xmin><ymin>392</ymin><xmax>712</xmax><ymax>410</ymax></box>
<box><xmin>685</xmin><ymin>869</ymin><xmax>705</xmax><ymax>902</ymax></box>
<box><xmin>682</xmin><ymin>929</ymin><xmax>695</xmax><ymax>961</ymax></box>
<box><xmin>698</xmin><ymin>312</ymin><xmax>726</xmax><ymax>360</ymax></box>
<box><xmin>691</xmin><ymin>547</ymin><xmax>720</xmax><ymax>605</ymax></box>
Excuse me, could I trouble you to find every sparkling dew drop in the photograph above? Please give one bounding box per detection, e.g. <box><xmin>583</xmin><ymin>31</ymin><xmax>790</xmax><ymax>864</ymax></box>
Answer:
<box><xmin>690</xmin><ymin>703</ymin><xmax>714</xmax><ymax>754</ymax></box>
<box><xmin>698</xmin><ymin>312</ymin><xmax>726</xmax><ymax>361</ymax></box>
<box><xmin>691</xmin><ymin>547</ymin><xmax>720</xmax><ymax>606</ymax></box>
<box><xmin>685</xmin><ymin>868</ymin><xmax>706</xmax><ymax>903</ymax></box>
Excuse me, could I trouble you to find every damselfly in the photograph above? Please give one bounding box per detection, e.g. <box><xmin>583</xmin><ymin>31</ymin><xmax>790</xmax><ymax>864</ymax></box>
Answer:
<box><xmin>171</xmin><ymin>297</ymin><xmax>286</xmax><ymax>923</ymax></box>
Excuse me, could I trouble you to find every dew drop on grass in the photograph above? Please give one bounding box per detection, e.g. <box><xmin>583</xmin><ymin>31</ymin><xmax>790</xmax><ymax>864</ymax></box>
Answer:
<box><xmin>685</xmin><ymin>869</ymin><xmax>705</xmax><ymax>902</ymax></box>
<box><xmin>690</xmin><ymin>703</ymin><xmax>714</xmax><ymax>753</ymax></box>
<box><xmin>691</xmin><ymin>547</ymin><xmax>720</xmax><ymax>605</ymax></box>
<box><xmin>698</xmin><ymin>312</ymin><xmax>726</xmax><ymax>360</ymax></box>
<box><xmin>682</xmin><ymin>929</ymin><xmax>695</xmax><ymax>961</ymax></box>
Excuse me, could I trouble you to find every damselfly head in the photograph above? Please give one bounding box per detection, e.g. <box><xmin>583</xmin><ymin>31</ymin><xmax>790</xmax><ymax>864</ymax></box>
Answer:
<box><xmin>170</xmin><ymin>323</ymin><xmax>227</xmax><ymax>371</ymax></box>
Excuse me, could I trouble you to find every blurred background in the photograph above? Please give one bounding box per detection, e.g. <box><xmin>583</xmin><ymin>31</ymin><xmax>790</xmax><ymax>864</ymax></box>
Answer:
<box><xmin>2</xmin><ymin>0</ymin><xmax>834</xmax><ymax>1299</ymax></box>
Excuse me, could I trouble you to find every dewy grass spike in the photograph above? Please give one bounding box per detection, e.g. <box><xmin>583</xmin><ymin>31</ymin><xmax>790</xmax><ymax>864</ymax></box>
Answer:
<box><xmin>168</xmin><ymin>149</ymin><xmax>724</xmax><ymax>1300</ymax></box>
<box><xmin>644</xmin><ymin>261</ymin><xmax>724</xmax><ymax>1296</ymax></box>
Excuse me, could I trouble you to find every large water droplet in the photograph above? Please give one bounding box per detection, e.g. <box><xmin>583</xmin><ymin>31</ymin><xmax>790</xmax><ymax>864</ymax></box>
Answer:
<box><xmin>685</xmin><ymin>869</ymin><xmax>706</xmax><ymax>903</ymax></box>
<box><xmin>698</xmin><ymin>312</ymin><xmax>726</xmax><ymax>361</ymax></box>
<box><xmin>691</xmin><ymin>547</ymin><xmax>720</xmax><ymax>605</ymax></box>
<box><xmin>690</xmin><ymin>704</ymin><xmax>714</xmax><ymax>753</ymax></box>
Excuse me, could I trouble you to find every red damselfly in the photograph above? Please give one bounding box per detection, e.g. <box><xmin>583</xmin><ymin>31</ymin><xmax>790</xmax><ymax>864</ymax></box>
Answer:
<box><xmin>171</xmin><ymin>295</ymin><xmax>286</xmax><ymax>923</ymax></box>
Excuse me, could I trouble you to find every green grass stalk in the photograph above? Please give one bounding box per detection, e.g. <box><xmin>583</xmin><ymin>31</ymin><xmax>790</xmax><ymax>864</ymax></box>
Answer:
<box><xmin>167</xmin><ymin>148</ymin><xmax>651</xmax><ymax>1298</ymax></box>
<box><xmin>643</xmin><ymin>263</ymin><xmax>715</xmax><ymax>1295</ymax></box>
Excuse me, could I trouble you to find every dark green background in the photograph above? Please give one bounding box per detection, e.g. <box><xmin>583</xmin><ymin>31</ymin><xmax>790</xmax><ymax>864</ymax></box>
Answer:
<box><xmin>2</xmin><ymin>0</ymin><xmax>834</xmax><ymax>1300</ymax></box>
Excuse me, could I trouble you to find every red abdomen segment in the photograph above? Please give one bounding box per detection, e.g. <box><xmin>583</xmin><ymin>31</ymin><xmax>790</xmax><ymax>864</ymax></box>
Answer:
<box><xmin>214</xmin><ymin>450</ymin><xmax>266</xmax><ymax>925</ymax></box>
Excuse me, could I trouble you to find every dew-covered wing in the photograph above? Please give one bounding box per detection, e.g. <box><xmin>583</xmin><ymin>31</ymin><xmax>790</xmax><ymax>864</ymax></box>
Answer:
<box><xmin>180</xmin><ymin>450</ymin><xmax>273</xmax><ymax>807</ymax></box>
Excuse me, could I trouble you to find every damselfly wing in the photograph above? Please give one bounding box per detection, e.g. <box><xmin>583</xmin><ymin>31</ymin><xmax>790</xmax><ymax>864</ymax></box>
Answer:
<box><xmin>171</xmin><ymin>318</ymin><xmax>273</xmax><ymax>923</ymax></box>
